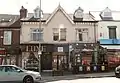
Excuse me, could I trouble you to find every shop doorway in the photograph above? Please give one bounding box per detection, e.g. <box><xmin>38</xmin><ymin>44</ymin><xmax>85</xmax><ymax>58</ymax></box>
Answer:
<box><xmin>52</xmin><ymin>52</ymin><xmax>68</xmax><ymax>71</ymax></box>
<box><xmin>41</xmin><ymin>53</ymin><xmax>52</xmax><ymax>71</ymax></box>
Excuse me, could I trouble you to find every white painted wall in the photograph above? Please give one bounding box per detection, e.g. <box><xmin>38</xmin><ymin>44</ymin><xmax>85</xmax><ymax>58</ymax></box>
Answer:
<box><xmin>20</xmin><ymin>10</ymin><xmax>96</xmax><ymax>44</ymax></box>
<box><xmin>97</xmin><ymin>21</ymin><xmax>120</xmax><ymax>40</ymax></box>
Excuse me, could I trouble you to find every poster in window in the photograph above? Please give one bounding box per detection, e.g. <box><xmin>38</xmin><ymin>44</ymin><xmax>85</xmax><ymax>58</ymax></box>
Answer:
<box><xmin>3</xmin><ymin>31</ymin><xmax>12</xmax><ymax>45</ymax></box>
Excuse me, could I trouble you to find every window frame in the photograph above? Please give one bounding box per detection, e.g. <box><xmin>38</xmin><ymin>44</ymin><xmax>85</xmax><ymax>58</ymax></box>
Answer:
<box><xmin>76</xmin><ymin>28</ymin><xmax>88</xmax><ymax>41</ymax></box>
<box><xmin>31</xmin><ymin>28</ymin><xmax>43</xmax><ymax>41</ymax></box>
<box><xmin>3</xmin><ymin>30</ymin><xmax>12</xmax><ymax>45</ymax></box>
<box><xmin>108</xmin><ymin>26</ymin><xmax>117</xmax><ymax>39</ymax></box>
<box><xmin>59</xmin><ymin>28</ymin><xmax>66</xmax><ymax>41</ymax></box>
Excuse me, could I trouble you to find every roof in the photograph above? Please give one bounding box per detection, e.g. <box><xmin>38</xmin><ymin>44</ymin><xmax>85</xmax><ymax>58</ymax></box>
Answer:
<box><xmin>21</xmin><ymin>6</ymin><xmax>96</xmax><ymax>22</ymax></box>
<box><xmin>0</xmin><ymin>14</ymin><xmax>20</xmax><ymax>28</ymax></box>
<box><xmin>0</xmin><ymin>65</ymin><xmax>17</xmax><ymax>67</ymax></box>
<box><xmin>45</xmin><ymin>4</ymin><xmax>74</xmax><ymax>24</ymax></box>
<box><xmin>90</xmin><ymin>11</ymin><xmax>120</xmax><ymax>21</ymax></box>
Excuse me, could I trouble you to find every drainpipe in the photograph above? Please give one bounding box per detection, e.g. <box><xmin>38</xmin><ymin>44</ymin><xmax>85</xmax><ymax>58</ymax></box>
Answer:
<box><xmin>94</xmin><ymin>22</ymin><xmax>97</xmax><ymax>43</ymax></box>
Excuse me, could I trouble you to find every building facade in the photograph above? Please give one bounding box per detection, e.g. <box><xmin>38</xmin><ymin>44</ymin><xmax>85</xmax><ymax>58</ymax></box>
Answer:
<box><xmin>0</xmin><ymin>14</ymin><xmax>21</xmax><ymax>66</ymax></box>
<box><xmin>90</xmin><ymin>7</ymin><xmax>120</xmax><ymax>67</ymax></box>
<box><xmin>20</xmin><ymin>5</ymin><xmax>98</xmax><ymax>71</ymax></box>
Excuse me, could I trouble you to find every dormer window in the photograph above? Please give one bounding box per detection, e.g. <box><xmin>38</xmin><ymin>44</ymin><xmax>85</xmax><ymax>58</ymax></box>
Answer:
<box><xmin>34</xmin><ymin>6</ymin><xmax>43</xmax><ymax>18</ymax></box>
<box><xmin>100</xmin><ymin>7</ymin><xmax>113</xmax><ymax>20</ymax></box>
<box><xmin>34</xmin><ymin>6</ymin><xmax>40</xmax><ymax>18</ymax></box>
<box><xmin>73</xmin><ymin>7</ymin><xmax>84</xmax><ymax>21</ymax></box>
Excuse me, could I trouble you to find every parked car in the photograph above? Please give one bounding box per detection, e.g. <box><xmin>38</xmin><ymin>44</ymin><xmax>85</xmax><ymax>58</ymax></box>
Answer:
<box><xmin>0</xmin><ymin>65</ymin><xmax>41</xmax><ymax>83</ymax></box>
<box><xmin>115</xmin><ymin>65</ymin><xmax>120</xmax><ymax>78</ymax></box>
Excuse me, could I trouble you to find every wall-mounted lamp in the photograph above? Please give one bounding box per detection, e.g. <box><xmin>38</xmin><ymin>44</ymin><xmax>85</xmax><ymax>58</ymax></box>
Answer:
<box><xmin>0</xmin><ymin>36</ymin><xmax>3</xmax><ymax>39</ymax></box>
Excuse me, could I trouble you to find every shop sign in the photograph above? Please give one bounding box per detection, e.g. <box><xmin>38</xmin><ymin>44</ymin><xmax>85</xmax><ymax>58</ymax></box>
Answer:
<box><xmin>25</xmin><ymin>45</ymin><xmax>44</xmax><ymax>52</ymax></box>
<box><xmin>0</xmin><ymin>48</ymin><xmax>6</xmax><ymax>55</ymax></box>
<box><xmin>58</xmin><ymin>47</ymin><xmax>63</xmax><ymax>52</ymax></box>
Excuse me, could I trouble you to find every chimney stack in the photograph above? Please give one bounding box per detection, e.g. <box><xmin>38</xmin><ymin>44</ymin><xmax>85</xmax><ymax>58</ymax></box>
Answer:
<box><xmin>20</xmin><ymin>6</ymin><xmax>27</xmax><ymax>19</ymax></box>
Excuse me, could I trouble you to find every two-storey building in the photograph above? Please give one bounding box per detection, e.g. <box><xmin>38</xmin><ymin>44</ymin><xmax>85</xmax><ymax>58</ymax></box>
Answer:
<box><xmin>20</xmin><ymin>5</ymin><xmax>98</xmax><ymax>71</ymax></box>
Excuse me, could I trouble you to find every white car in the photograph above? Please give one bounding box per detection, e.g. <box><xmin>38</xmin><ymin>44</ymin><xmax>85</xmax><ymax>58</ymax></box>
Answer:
<box><xmin>0</xmin><ymin>65</ymin><xmax>42</xmax><ymax>83</ymax></box>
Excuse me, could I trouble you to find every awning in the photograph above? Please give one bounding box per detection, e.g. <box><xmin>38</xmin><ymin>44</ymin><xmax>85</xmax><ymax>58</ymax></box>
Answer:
<box><xmin>101</xmin><ymin>45</ymin><xmax>120</xmax><ymax>49</ymax></box>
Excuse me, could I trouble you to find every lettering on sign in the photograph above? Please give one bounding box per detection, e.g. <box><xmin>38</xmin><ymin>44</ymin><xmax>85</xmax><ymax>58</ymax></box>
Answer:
<box><xmin>26</xmin><ymin>46</ymin><xmax>44</xmax><ymax>52</ymax></box>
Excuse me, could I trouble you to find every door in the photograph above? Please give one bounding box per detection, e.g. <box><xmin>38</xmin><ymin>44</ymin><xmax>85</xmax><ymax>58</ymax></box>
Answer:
<box><xmin>41</xmin><ymin>53</ymin><xmax>52</xmax><ymax>70</ymax></box>
<box><xmin>52</xmin><ymin>55</ymin><xmax>68</xmax><ymax>71</ymax></box>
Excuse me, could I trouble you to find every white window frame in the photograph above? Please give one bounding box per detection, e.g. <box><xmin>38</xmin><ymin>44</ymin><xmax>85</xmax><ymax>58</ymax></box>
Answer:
<box><xmin>53</xmin><ymin>28</ymin><xmax>59</xmax><ymax>41</ymax></box>
<box><xmin>76</xmin><ymin>28</ymin><xmax>88</xmax><ymax>41</ymax></box>
<box><xmin>31</xmin><ymin>28</ymin><xmax>43</xmax><ymax>41</ymax></box>
<box><xmin>53</xmin><ymin>28</ymin><xmax>66</xmax><ymax>41</ymax></box>
<box><xmin>59</xmin><ymin>28</ymin><xmax>66</xmax><ymax>41</ymax></box>
<box><xmin>3</xmin><ymin>31</ymin><xmax>12</xmax><ymax>45</ymax></box>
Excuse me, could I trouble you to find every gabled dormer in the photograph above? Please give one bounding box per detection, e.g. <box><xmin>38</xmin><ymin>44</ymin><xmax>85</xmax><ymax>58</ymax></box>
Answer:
<box><xmin>73</xmin><ymin>7</ymin><xmax>84</xmax><ymax>21</ymax></box>
<box><xmin>34</xmin><ymin>6</ymin><xmax>43</xmax><ymax>18</ymax></box>
<box><xmin>99</xmin><ymin>7</ymin><xmax>113</xmax><ymax>20</ymax></box>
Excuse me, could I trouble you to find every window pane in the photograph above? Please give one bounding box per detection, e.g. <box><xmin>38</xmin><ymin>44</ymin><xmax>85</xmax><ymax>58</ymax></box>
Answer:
<box><xmin>0</xmin><ymin>66</ymin><xmax>4</xmax><ymax>72</ymax></box>
<box><xmin>109</xmin><ymin>28</ymin><xmax>116</xmax><ymax>39</ymax></box>
<box><xmin>31</xmin><ymin>29</ymin><xmax>43</xmax><ymax>41</ymax></box>
<box><xmin>79</xmin><ymin>33</ymin><xmax>82</xmax><ymax>41</ymax></box>
<box><xmin>60</xmin><ymin>28</ymin><xmax>66</xmax><ymax>41</ymax></box>
<box><xmin>53</xmin><ymin>28</ymin><xmax>59</xmax><ymax>41</ymax></box>
<box><xmin>3</xmin><ymin>31</ymin><xmax>12</xmax><ymax>45</ymax></box>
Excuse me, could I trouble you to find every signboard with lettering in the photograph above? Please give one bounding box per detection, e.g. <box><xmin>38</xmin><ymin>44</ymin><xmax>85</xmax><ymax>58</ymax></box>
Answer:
<box><xmin>58</xmin><ymin>47</ymin><xmax>63</xmax><ymax>52</ymax></box>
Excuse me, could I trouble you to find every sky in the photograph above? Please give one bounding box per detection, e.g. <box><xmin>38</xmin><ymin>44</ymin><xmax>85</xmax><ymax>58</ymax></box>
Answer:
<box><xmin>0</xmin><ymin>0</ymin><xmax>120</xmax><ymax>14</ymax></box>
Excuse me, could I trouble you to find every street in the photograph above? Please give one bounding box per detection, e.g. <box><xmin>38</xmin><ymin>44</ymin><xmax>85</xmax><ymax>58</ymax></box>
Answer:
<box><xmin>45</xmin><ymin>77</ymin><xmax>120</xmax><ymax>83</ymax></box>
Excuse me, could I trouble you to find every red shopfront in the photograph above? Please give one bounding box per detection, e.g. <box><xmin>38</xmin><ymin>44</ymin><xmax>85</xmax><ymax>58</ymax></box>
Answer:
<box><xmin>0</xmin><ymin>48</ymin><xmax>6</xmax><ymax>65</ymax></box>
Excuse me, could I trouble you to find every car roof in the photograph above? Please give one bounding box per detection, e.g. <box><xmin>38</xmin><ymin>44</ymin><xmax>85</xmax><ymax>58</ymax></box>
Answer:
<box><xmin>0</xmin><ymin>65</ymin><xmax>17</xmax><ymax>67</ymax></box>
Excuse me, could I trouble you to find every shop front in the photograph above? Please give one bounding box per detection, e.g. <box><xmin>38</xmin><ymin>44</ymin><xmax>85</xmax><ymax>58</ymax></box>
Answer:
<box><xmin>52</xmin><ymin>44</ymin><xmax>69</xmax><ymax>71</ymax></box>
<box><xmin>21</xmin><ymin>44</ymin><xmax>53</xmax><ymax>71</ymax></box>
<box><xmin>0</xmin><ymin>48</ymin><xmax>6</xmax><ymax>65</ymax></box>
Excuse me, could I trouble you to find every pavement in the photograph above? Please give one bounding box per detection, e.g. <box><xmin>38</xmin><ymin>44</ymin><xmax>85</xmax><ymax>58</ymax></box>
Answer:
<box><xmin>41</xmin><ymin>71</ymin><xmax>115</xmax><ymax>82</ymax></box>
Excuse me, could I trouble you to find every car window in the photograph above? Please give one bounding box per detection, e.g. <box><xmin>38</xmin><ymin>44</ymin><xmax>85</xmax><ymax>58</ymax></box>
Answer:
<box><xmin>11</xmin><ymin>66</ymin><xmax>20</xmax><ymax>72</ymax></box>
<box><xmin>5</xmin><ymin>66</ymin><xmax>12</xmax><ymax>72</ymax></box>
<box><xmin>0</xmin><ymin>66</ymin><xmax>5</xmax><ymax>72</ymax></box>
